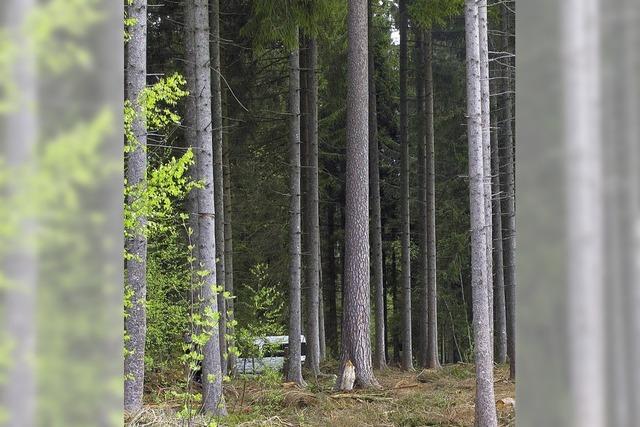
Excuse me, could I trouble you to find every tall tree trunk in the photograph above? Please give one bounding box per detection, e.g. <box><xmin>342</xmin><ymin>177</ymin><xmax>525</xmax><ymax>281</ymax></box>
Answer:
<box><xmin>190</xmin><ymin>0</ymin><xmax>226</xmax><ymax>415</ymax></box>
<box><xmin>491</xmin><ymin>95</ymin><xmax>507</xmax><ymax>365</ymax></box>
<box><xmin>398</xmin><ymin>0</ymin><xmax>413</xmax><ymax>371</ymax></box>
<box><xmin>210</xmin><ymin>0</ymin><xmax>227</xmax><ymax>377</ymax></box>
<box><xmin>124</xmin><ymin>0</ymin><xmax>147</xmax><ymax>413</ymax></box>
<box><xmin>323</xmin><ymin>202</ymin><xmax>338</xmax><ymax>356</ymax></box>
<box><xmin>564</xmin><ymin>0</ymin><xmax>604</xmax><ymax>424</ymax></box>
<box><xmin>424</xmin><ymin>30</ymin><xmax>439</xmax><ymax>369</ymax></box>
<box><xmin>464</xmin><ymin>0</ymin><xmax>497</xmax><ymax>425</ymax></box>
<box><xmin>304</xmin><ymin>36</ymin><xmax>321</xmax><ymax>376</ymax></box>
<box><xmin>415</xmin><ymin>28</ymin><xmax>428</xmax><ymax>368</ymax></box>
<box><xmin>478</xmin><ymin>0</ymin><xmax>493</xmax><ymax>354</ymax></box>
<box><xmin>286</xmin><ymin>31</ymin><xmax>305</xmax><ymax>386</ymax></box>
<box><xmin>500</xmin><ymin>2</ymin><xmax>516</xmax><ymax>381</ymax></box>
<box><xmin>491</xmin><ymin>98</ymin><xmax>507</xmax><ymax>364</ymax></box>
<box><xmin>319</xmin><ymin>276</ymin><xmax>326</xmax><ymax>361</ymax></box>
<box><xmin>337</xmin><ymin>0</ymin><xmax>379</xmax><ymax>389</ymax></box>
<box><xmin>222</xmin><ymin>95</ymin><xmax>236</xmax><ymax>374</ymax></box>
<box><xmin>368</xmin><ymin>0</ymin><xmax>386</xmax><ymax>370</ymax></box>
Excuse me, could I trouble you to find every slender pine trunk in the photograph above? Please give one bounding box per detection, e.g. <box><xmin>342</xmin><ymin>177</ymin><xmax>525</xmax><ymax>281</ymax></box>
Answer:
<box><xmin>500</xmin><ymin>2</ymin><xmax>516</xmax><ymax>381</ymax></box>
<box><xmin>286</xmin><ymin>31</ymin><xmax>305</xmax><ymax>386</ymax></box>
<box><xmin>190</xmin><ymin>0</ymin><xmax>226</xmax><ymax>415</ymax></box>
<box><xmin>424</xmin><ymin>30</ymin><xmax>439</xmax><ymax>369</ymax></box>
<box><xmin>398</xmin><ymin>0</ymin><xmax>414</xmax><ymax>371</ymax></box>
<box><xmin>210</xmin><ymin>0</ymin><xmax>227</xmax><ymax>377</ymax></box>
<box><xmin>465</xmin><ymin>0</ymin><xmax>497</xmax><ymax>424</ymax></box>
<box><xmin>124</xmin><ymin>0</ymin><xmax>147</xmax><ymax>413</ymax></box>
<box><xmin>368</xmin><ymin>0</ymin><xmax>386</xmax><ymax>370</ymax></box>
<box><xmin>304</xmin><ymin>36</ymin><xmax>321</xmax><ymax>376</ymax></box>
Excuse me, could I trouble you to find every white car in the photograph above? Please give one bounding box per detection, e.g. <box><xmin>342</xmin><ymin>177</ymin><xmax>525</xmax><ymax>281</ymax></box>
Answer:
<box><xmin>236</xmin><ymin>335</ymin><xmax>306</xmax><ymax>374</ymax></box>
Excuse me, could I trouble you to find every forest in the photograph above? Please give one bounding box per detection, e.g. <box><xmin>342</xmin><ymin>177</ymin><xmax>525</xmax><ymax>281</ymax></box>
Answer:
<box><xmin>124</xmin><ymin>0</ymin><xmax>516</xmax><ymax>425</ymax></box>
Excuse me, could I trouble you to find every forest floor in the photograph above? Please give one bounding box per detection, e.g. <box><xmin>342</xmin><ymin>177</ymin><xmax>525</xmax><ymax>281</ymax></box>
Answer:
<box><xmin>129</xmin><ymin>363</ymin><xmax>515</xmax><ymax>426</ymax></box>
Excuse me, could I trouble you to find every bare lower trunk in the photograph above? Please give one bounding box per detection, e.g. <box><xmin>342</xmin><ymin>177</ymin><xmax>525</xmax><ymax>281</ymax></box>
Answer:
<box><xmin>368</xmin><ymin>0</ymin><xmax>386</xmax><ymax>370</ymax></box>
<box><xmin>124</xmin><ymin>0</ymin><xmax>147</xmax><ymax>413</ymax></box>
<box><xmin>500</xmin><ymin>3</ymin><xmax>516</xmax><ymax>381</ymax></box>
<box><xmin>304</xmin><ymin>37</ymin><xmax>321</xmax><ymax>376</ymax></box>
<box><xmin>210</xmin><ymin>0</ymin><xmax>227</xmax><ymax>377</ymax></box>
<box><xmin>491</xmin><ymin>97</ymin><xmax>507</xmax><ymax>364</ymax></box>
<box><xmin>222</xmin><ymin>98</ymin><xmax>236</xmax><ymax>374</ymax></box>
<box><xmin>286</xmin><ymin>33</ymin><xmax>305</xmax><ymax>386</ymax></box>
<box><xmin>323</xmin><ymin>203</ymin><xmax>338</xmax><ymax>356</ymax></box>
<box><xmin>337</xmin><ymin>0</ymin><xmax>379</xmax><ymax>389</ymax></box>
<box><xmin>190</xmin><ymin>0</ymin><xmax>226</xmax><ymax>415</ymax></box>
<box><xmin>398</xmin><ymin>0</ymin><xmax>413</xmax><ymax>371</ymax></box>
<box><xmin>478</xmin><ymin>0</ymin><xmax>493</xmax><ymax>355</ymax></box>
<box><xmin>424</xmin><ymin>31</ymin><xmax>439</xmax><ymax>369</ymax></box>
<box><xmin>415</xmin><ymin>28</ymin><xmax>428</xmax><ymax>368</ymax></box>
<box><xmin>465</xmin><ymin>0</ymin><xmax>497</xmax><ymax>424</ymax></box>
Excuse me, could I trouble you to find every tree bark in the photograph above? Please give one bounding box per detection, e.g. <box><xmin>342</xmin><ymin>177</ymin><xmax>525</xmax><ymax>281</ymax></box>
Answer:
<box><xmin>210</xmin><ymin>0</ymin><xmax>227</xmax><ymax>377</ymax></box>
<box><xmin>500</xmin><ymin>2</ymin><xmax>516</xmax><ymax>381</ymax></box>
<box><xmin>464</xmin><ymin>0</ymin><xmax>497</xmax><ymax>424</ymax></box>
<box><xmin>222</xmin><ymin>95</ymin><xmax>236</xmax><ymax>374</ymax></box>
<box><xmin>491</xmin><ymin>96</ymin><xmax>507</xmax><ymax>365</ymax></box>
<box><xmin>368</xmin><ymin>0</ymin><xmax>386</xmax><ymax>370</ymax></box>
<box><xmin>286</xmin><ymin>31</ymin><xmax>305</xmax><ymax>386</ymax></box>
<box><xmin>124</xmin><ymin>0</ymin><xmax>147</xmax><ymax>413</ymax></box>
<box><xmin>415</xmin><ymin>28</ymin><xmax>428</xmax><ymax>368</ymax></box>
<box><xmin>190</xmin><ymin>0</ymin><xmax>226</xmax><ymax>415</ymax></box>
<box><xmin>304</xmin><ymin>36</ymin><xmax>321</xmax><ymax>377</ymax></box>
<box><xmin>478</xmin><ymin>0</ymin><xmax>493</xmax><ymax>354</ymax></box>
<box><xmin>424</xmin><ymin>30</ymin><xmax>439</xmax><ymax>369</ymax></box>
<box><xmin>398</xmin><ymin>0</ymin><xmax>413</xmax><ymax>371</ymax></box>
<box><xmin>337</xmin><ymin>0</ymin><xmax>379</xmax><ymax>389</ymax></box>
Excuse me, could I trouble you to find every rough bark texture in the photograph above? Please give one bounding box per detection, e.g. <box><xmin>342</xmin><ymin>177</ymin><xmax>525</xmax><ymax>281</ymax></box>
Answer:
<box><xmin>210</xmin><ymin>0</ymin><xmax>227</xmax><ymax>377</ymax></box>
<box><xmin>286</xmin><ymin>33</ymin><xmax>305</xmax><ymax>386</ymax></box>
<box><xmin>368</xmin><ymin>0</ymin><xmax>386</xmax><ymax>370</ymax></box>
<box><xmin>124</xmin><ymin>0</ymin><xmax>147</xmax><ymax>413</ymax></box>
<box><xmin>424</xmin><ymin>31</ymin><xmax>440</xmax><ymax>369</ymax></box>
<box><xmin>500</xmin><ymin>3</ymin><xmax>516</xmax><ymax>381</ymax></box>
<box><xmin>190</xmin><ymin>0</ymin><xmax>226</xmax><ymax>415</ymax></box>
<box><xmin>478</xmin><ymin>0</ymin><xmax>493</xmax><ymax>354</ymax></box>
<box><xmin>464</xmin><ymin>0</ymin><xmax>497</xmax><ymax>425</ymax></box>
<box><xmin>398</xmin><ymin>0</ymin><xmax>414</xmax><ymax>371</ymax></box>
<box><xmin>491</xmin><ymin>97</ymin><xmax>507</xmax><ymax>365</ymax></box>
<box><xmin>304</xmin><ymin>37</ymin><xmax>321</xmax><ymax>376</ymax></box>
<box><xmin>415</xmin><ymin>28</ymin><xmax>428</xmax><ymax>368</ymax></box>
<box><xmin>337</xmin><ymin>0</ymin><xmax>379</xmax><ymax>389</ymax></box>
<box><xmin>222</xmin><ymin>99</ymin><xmax>236</xmax><ymax>373</ymax></box>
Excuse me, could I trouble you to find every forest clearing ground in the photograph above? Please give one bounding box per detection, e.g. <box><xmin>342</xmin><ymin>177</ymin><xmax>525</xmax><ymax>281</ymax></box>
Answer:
<box><xmin>129</xmin><ymin>363</ymin><xmax>514</xmax><ymax>426</ymax></box>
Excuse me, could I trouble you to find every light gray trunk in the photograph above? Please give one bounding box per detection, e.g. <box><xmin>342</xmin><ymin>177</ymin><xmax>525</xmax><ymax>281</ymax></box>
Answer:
<box><xmin>564</xmin><ymin>0</ymin><xmax>604</xmax><ymax>424</ymax></box>
<box><xmin>2</xmin><ymin>1</ymin><xmax>37</xmax><ymax>424</ymax></box>
<box><xmin>210</xmin><ymin>0</ymin><xmax>227</xmax><ymax>377</ymax></box>
<box><xmin>478</xmin><ymin>0</ymin><xmax>493</xmax><ymax>354</ymax></box>
<box><xmin>337</xmin><ymin>0</ymin><xmax>379</xmax><ymax>389</ymax></box>
<box><xmin>304</xmin><ymin>37</ymin><xmax>321</xmax><ymax>377</ymax></box>
<box><xmin>286</xmin><ymin>32</ymin><xmax>305</xmax><ymax>386</ymax></box>
<box><xmin>368</xmin><ymin>0</ymin><xmax>386</xmax><ymax>370</ymax></box>
<box><xmin>424</xmin><ymin>30</ymin><xmax>439</xmax><ymax>369</ymax></box>
<box><xmin>398</xmin><ymin>0</ymin><xmax>413</xmax><ymax>371</ymax></box>
<box><xmin>464</xmin><ymin>0</ymin><xmax>497</xmax><ymax>425</ymax></box>
<box><xmin>124</xmin><ymin>0</ymin><xmax>147</xmax><ymax>413</ymax></box>
<box><xmin>189</xmin><ymin>0</ymin><xmax>226</xmax><ymax>415</ymax></box>
<box><xmin>500</xmin><ymin>3</ymin><xmax>516</xmax><ymax>381</ymax></box>
<box><xmin>491</xmin><ymin>96</ymin><xmax>507</xmax><ymax>364</ymax></box>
